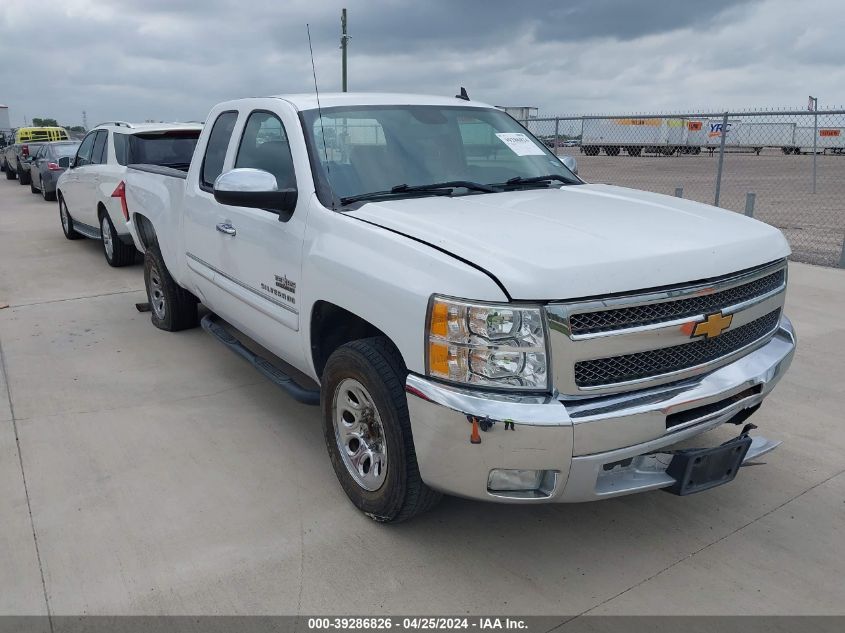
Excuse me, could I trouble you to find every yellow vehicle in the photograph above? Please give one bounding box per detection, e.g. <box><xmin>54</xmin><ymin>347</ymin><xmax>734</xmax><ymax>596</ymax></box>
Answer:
<box><xmin>14</xmin><ymin>127</ymin><xmax>70</xmax><ymax>143</ymax></box>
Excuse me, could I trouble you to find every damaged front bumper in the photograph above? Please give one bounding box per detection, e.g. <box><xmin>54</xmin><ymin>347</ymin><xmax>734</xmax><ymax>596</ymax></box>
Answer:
<box><xmin>405</xmin><ymin>315</ymin><xmax>796</xmax><ymax>503</ymax></box>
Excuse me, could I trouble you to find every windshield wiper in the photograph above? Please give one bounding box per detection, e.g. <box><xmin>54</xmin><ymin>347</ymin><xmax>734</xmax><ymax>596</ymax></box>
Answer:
<box><xmin>340</xmin><ymin>180</ymin><xmax>496</xmax><ymax>205</ymax></box>
<box><xmin>392</xmin><ymin>180</ymin><xmax>497</xmax><ymax>194</ymax></box>
<box><xmin>502</xmin><ymin>174</ymin><xmax>574</xmax><ymax>186</ymax></box>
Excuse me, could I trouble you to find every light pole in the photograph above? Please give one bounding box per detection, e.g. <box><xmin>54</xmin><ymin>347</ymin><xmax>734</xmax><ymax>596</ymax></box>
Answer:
<box><xmin>809</xmin><ymin>95</ymin><xmax>818</xmax><ymax>194</ymax></box>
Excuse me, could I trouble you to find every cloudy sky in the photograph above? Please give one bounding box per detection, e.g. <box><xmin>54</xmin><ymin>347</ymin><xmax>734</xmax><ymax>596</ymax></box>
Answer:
<box><xmin>1</xmin><ymin>0</ymin><xmax>843</xmax><ymax>128</ymax></box>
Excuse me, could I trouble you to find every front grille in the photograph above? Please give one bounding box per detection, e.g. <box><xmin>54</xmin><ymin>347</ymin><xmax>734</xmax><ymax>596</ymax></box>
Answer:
<box><xmin>574</xmin><ymin>309</ymin><xmax>781</xmax><ymax>388</ymax></box>
<box><xmin>569</xmin><ymin>269</ymin><xmax>785</xmax><ymax>335</ymax></box>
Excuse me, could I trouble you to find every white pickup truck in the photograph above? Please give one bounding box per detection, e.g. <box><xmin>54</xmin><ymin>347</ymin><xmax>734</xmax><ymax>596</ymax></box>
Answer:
<box><xmin>124</xmin><ymin>93</ymin><xmax>796</xmax><ymax>522</ymax></box>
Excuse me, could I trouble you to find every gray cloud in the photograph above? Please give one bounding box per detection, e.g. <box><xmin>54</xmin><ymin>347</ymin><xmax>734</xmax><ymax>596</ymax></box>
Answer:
<box><xmin>1</xmin><ymin>0</ymin><xmax>843</xmax><ymax>129</ymax></box>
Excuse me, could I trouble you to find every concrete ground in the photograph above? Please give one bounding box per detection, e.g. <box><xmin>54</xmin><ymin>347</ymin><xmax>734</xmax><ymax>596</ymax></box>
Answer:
<box><xmin>1</xmin><ymin>176</ymin><xmax>844</xmax><ymax>617</ymax></box>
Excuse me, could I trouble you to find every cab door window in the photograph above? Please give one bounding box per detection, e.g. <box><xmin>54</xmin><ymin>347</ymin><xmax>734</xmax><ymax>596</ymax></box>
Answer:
<box><xmin>75</xmin><ymin>132</ymin><xmax>97</xmax><ymax>166</ymax></box>
<box><xmin>235</xmin><ymin>111</ymin><xmax>296</xmax><ymax>190</ymax></box>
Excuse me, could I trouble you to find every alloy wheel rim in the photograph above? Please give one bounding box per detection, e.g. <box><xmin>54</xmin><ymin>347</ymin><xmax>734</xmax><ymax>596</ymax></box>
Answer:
<box><xmin>332</xmin><ymin>378</ymin><xmax>388</xmax><ymax>491</ymax></box>
<box><xmin>148</xmin><ymin>263</ymin><xmax>167</xmax><ymax>320</ymax></box>
<box><xmin>101</xmin><ymin>217</ymin><xmax>114</xmax><ymax>259</ymax></box>
<box><xmin>61</xmin><ymin>203</ymin><xmax>69</xmax><ymax>233</ymax></box>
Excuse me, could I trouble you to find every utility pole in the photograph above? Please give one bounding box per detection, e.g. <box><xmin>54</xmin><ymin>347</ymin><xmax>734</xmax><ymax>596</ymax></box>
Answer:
<box><xmin>809</xmin><ymin>95</ymin><xmax>818</xmax><ymax>194</ymax></box>
<box><xmin>82</xmin><ymin>110</ymin><xmax>88</xmax><ymax>131</ymax></box>
<box><xmin>340</xmin><ymin>8</ymin><xmax>349</xmax><ymax>92</ymax></box>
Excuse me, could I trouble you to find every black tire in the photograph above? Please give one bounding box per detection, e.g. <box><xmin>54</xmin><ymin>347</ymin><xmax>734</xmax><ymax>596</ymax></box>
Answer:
<box><xmin>43</xmin><ymin>185</ymin><xmax>56</xmax><ymax>202</ymax></box>
<box><xmin>100</xmin><ymin>211</ymin><xmax>137</xmax><ymax>267</ymax></box>
<box><xmin>321</xmin><ymin>337</ymin><xmax>441</xmax><ymax>523</ymax></box>
<box><xmin>4</xmin><ymin>165</ymin><xmax>14</xmax><ymax>179</ymax></box>
<box><xmin>30</xmin><ymin>178</ymin><xmax>38</xmax><ymax>194</ymax></box>
<box><xmin>18</xmin><ymin>168</ymin><xmax>30</xmax><ymax>185</ymax></box>
<box><xmin>59</xmin><ymin>197</ymin><xmax>83</xmax><ymax>240</ymax></box>
<box><xmin>0</xmin><ymin>159</ymin><xmax>5</xmax><ymax>172</ymax></box>
<box><xmin>626</xmin><ymin>147</ymin><xmax>642</xmax><ymax>156</ymax></box>
<box><xmin>143</xmin><ymin>244</ymin><xmax>198</xmax><ymax>331</ymax></box>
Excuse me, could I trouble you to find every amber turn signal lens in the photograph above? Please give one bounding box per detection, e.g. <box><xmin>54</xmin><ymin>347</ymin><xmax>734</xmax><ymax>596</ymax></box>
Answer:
<box><xmin>428</xmin><ymin>341</ymin><xmax>450</xmax><ymax>377</ymax></box>
<box><xmin>430</xmin><ymin>301</ymin><xmax>449</xmax><ymax>338</ymax></box>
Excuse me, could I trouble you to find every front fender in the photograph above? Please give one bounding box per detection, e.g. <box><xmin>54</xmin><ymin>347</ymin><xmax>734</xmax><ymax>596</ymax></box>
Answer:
<box><xmin>300</xmin><ymin>199</ymin><xmax>508</xmax><ymax>376</ymax></box>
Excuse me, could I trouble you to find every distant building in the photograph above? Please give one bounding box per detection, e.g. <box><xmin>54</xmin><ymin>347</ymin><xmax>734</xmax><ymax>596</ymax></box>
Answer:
<box><xmin>0</xmin><ymin>104</ymin><xmax>11</xmax><ymax>132</ymax></box>
<box><xmin>496</xmin><ymin>106</ymin><xmax>539</xmax><ymax>123</ymax></box>
<box><xmin>0</xmin><ymin>105</ymin><xmax>11</xmax><ymax>146</ymax></box>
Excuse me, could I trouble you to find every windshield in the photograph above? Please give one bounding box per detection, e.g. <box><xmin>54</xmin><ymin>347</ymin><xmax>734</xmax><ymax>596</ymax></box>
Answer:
<box><xmin>302</xmin><ymin>105</ymin><xmax>580</xmax><ymax>206</ymax></box>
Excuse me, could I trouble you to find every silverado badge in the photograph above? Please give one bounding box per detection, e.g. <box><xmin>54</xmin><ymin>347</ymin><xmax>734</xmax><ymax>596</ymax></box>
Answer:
<box><xmin>692</xmin><ymin>312</ymin><xmax>733</xmax><ymax>339</ymax></box>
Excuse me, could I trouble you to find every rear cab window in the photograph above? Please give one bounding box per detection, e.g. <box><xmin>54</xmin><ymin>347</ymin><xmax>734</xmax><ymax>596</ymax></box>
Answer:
<box><xmin>201</xmin><ymin>111</ymin><xmax>238</xmax><ymax>190</ymax></box>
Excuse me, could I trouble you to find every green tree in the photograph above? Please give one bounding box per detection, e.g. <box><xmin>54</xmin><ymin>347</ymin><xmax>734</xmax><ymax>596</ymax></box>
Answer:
<box><xmin>31</xmin><ymin>117</ymin><xmax>59</xmax><ymax>127</ymax></box>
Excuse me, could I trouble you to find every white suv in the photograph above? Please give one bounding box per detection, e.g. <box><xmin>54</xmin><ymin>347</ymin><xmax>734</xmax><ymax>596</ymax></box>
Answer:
<box><xmin>56</xmin><ymin>121</ymin><xmax>202</xmax><ymax>266</ymax></box>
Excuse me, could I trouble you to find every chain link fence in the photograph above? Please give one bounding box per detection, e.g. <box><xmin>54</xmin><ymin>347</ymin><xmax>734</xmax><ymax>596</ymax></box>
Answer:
<box><xmin>524</xmin><ymin>110</ymin><xmax>845</xmax><ymax>268</ymax></box>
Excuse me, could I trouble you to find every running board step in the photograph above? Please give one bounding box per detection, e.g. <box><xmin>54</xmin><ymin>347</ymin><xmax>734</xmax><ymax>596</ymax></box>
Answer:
<box><xmin>200</xmin><ymin>313</ymin><xmax>320</xmax><ymax>405</ymax></box>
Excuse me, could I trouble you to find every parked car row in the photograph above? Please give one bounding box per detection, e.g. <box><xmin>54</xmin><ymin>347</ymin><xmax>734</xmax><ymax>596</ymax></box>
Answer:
<box><xmin>1</xmin><ymin>126</ymin><xmax>72</xmax><ymax>183</ymax></box>
<box><xmin>2</xmin><ymin>121</ymin><xmax>203</xmax><ymax>267</ymax></box>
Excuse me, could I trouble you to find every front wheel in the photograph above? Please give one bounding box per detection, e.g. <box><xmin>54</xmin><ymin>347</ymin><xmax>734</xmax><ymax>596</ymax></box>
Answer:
<box><xmin>59</xmin><ymin>198</ymin><xmax>82</xmax><ymax>240</ymax></box>
<box><xmin>321</xmin><ymin>337</ymin><xmax>441</xmax><ymax>522</ymax></box>
<box><xmin>17</xmin><ymin>168</ymin><xmax>29</xmax><ymax>185</ymax></box>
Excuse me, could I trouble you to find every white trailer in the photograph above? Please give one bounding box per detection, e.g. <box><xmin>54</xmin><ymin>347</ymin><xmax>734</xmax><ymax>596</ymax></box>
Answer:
<box><xmin>788</xmin><ymin>127</ymin><xmax>845</xmax><ymax>154</ymax></box>
<box><xmin>581</xmin><ymin>117</ymin><xmax>705</xmax><ymax>156</ymax></box>
<box><xmin>578</xmin><ymin>116</ymin><xmax>840</xmax><ymax>156</ymax></box>
<box><xmin>701</xmin><ymin>121</ymin><xmax>796</xmax><ymax>155</ymax></box>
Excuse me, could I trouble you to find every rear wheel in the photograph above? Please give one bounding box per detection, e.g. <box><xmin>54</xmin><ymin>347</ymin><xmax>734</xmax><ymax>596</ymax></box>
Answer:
<box><xmin>42</xmin><ymin>183</ymin><xmax>55</xmax><ymax>201</ymax></box>
<box><xmin>143</xmin><ymin>245</ymin><xmax>199</xmax><ymax>331</ymax></box>
<box><xmin>321</xmin><ymin>337</ymin><xmax>441</xmax><ymax>522</ymax></box>
<box><xmin>4</xmin><ymin>164</ymin><xmax>14</xmax><ymax>179</ymax></box>
<box><xmin>100</xmin><ymin>212</ymin><xmax>136</xmax><ymax>267</ymax></box>
<box><xmin>59</xmin><ymin>197</ymin><xmax>82</xmax><ymax>240</ymax></box>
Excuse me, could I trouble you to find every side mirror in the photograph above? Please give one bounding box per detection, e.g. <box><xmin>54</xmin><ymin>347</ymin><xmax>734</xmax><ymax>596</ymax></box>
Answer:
<box><xmin>213</xmin><ymin>168</ymin><xmax>297</xmax><ymax>217</ymax></box>
<box><xmin>58</xmin><ymin>157</ymin><xmax>71</xmax><ymax>168</ymax></box>
<box><xmin>560</xmin><ymin>155</ymin><xmax>578</xmax><ymax>175</ymax></box>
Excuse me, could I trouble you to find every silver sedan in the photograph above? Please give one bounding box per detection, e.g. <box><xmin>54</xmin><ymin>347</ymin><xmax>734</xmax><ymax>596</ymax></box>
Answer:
<box><xmin>29</xmin><ymin>141</ymin><xmax>80</xmax><ymax>201</ymax></box>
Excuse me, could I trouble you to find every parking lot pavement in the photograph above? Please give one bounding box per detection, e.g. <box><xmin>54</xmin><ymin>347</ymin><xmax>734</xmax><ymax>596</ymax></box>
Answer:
<box><xmin>1</xmin><ymin>178</ymin><xmax>844</xmax><ymax>616</ymax></box>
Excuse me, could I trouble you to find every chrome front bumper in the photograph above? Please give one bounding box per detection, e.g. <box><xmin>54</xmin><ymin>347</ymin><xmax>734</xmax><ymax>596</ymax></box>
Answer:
<box><xmin>405</xmin><ymin>315</ymin><xmax>796</xmax><ymax>503</ymax></box>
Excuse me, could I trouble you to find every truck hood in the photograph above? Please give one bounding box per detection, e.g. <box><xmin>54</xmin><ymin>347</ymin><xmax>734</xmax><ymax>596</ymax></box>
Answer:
<box><xmin>347</xmin><ymin>184</ymin><xmax>790</xmax><ymax>300</ymax></box>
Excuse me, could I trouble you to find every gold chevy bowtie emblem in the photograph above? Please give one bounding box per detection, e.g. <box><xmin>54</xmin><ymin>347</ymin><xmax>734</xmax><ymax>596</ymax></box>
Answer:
<box><xmin>693</xmin><ymin>312</ymin><xmax>733</xmax><ymax>339</ymax></box>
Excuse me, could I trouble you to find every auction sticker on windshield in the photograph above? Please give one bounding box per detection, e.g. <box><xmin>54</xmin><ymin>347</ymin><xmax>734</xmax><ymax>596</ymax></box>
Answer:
<box><xmin>495</xmin><ymin>132</ymin><xmax>546</xmax><ymax>156</ymax></box>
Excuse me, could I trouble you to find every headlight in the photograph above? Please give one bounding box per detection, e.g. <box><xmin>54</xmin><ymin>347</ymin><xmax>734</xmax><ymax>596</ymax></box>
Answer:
<box><xmin>425</xmin><ymin>296</ymin><xmax>549</xmax><ymax>391</ymax></box>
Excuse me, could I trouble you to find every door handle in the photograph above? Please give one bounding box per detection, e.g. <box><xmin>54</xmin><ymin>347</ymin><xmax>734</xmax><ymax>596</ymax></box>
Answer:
<box><xmin>216</xmin><ymin>222</ymin><xmax>237</xmax><ymax>236</ymax></box>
